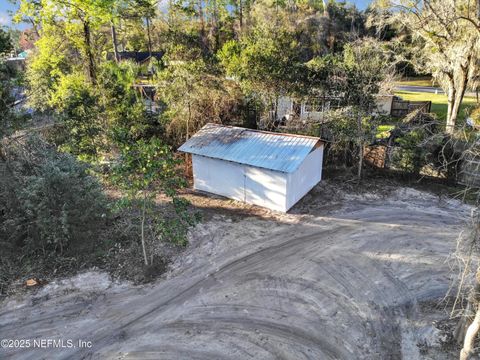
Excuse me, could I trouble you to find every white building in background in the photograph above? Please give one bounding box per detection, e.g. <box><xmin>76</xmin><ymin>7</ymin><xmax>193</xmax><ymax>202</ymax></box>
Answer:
<box><xmin>179</xmin><ymin>124</ymin><xmax>324</xmax><ymax>212</ymax></box>
<box><xmin>273</xmin><ymin>94</ymin><xmax>395</xmax><ymax>125</ymax></box>
<box><xmin>375</xmin><ymin>95</ymin><xmax>395</xmax><ymax>115</ymax></box>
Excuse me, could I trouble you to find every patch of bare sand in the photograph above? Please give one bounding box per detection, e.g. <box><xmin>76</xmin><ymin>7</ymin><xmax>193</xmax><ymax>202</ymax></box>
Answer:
<box><xmin>0</xmin><ymin>181</ymin><xmax>472</xmax><ymax>359</ymax></box>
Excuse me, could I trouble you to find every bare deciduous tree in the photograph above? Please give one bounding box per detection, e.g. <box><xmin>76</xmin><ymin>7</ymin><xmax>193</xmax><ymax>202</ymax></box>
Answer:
<box><xmin>371</xmin><ymin>0</ymin><xmax>480</xmax><ymax>133</ymax></box>
<box><xmin>448</xmin><ymin>139</ymin><xmax>480</xmax><ymax>359</ymax></box>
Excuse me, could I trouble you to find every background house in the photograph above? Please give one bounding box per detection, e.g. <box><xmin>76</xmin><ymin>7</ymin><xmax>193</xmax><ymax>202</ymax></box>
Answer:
<box><xmin>273</xmin><ymin>94</ymin><xmax>395</xmax><ymax>126</ymax></box>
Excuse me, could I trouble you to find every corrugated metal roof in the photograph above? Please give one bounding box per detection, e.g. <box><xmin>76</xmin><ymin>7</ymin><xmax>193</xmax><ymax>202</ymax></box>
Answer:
<box><xmin>178</xmin><ymin>124</ymin><xmax>322</xmax><ymax>173</ymax></box>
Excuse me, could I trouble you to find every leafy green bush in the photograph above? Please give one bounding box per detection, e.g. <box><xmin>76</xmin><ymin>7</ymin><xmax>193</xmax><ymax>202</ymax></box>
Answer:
<box><xmin>113</xmin><ymin>137</ymin><xmax>197</xmax><ymax>265</ymax></box>
<box><xmin>316</xmin><ymin>107</ymin><xmax>379</xmax><ymax>167</ymax></box>
<box><xmin>0</xmin><ymin>53</ymin><xmax>19</xmax><ymax>140</ymax></box>
<box><xmin>392</xmin><ymin>128</ymin><xmax>428</xmax><ymax>174</ymax></box>
<box><xmin>1</xmin><ymin>136</ymin><xmax>108</xmax><ymax>258</ymax></box>
<box><xmin>49</xmin><ymin>73</ymin><xmax>103</xmax><ymax>162</ymax></box>
<box><xmin>97</xmin><ymin>61</ymin><xmax>161</xmax><ymax>146</ymax></box>
<box><xmin>156</xmin><ymin>197</ymin><xmax>201</xmax><ymax>247</ymax></box>
<box><xmin>30</xmin><ymin>61</ymin><xmax>161</xmax><ymax>163</ymax></box>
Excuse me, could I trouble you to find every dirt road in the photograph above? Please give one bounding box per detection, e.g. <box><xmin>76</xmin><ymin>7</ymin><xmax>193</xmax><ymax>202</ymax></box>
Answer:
<box><xmin>0</xmin><ymin>186</ymin><xmax>472</xmax><ymax>359</ymax></box>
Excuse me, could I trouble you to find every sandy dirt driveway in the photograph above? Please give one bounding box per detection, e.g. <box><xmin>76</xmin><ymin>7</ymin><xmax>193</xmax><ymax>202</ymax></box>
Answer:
<box><xmin>0</xmin><ymin>186</ymin><xmax>472</xmax><ymax>359</ymax></box>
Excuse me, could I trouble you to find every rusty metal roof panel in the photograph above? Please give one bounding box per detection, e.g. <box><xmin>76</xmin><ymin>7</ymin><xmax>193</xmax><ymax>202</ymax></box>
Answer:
<box><xmin>178</xmin><ymin>123</ymin><xmax>322</xmax><ymax>173</ymax></box>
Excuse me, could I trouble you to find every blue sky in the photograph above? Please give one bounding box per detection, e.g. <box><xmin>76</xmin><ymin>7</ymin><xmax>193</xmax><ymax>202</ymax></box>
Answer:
<box><xmin>0</xmin><ymin>0</ymin><xmax>371</xmax><ymax>30</ymax></box>
<box><xmin>0</xmin><ymin>0</ymin><xmax>22</xmax><ymax>29</ymax></box>
<box><xmin>353</xmin><ymin>0</ymin><xmax>371</xmax><ymax>9</ymax></box>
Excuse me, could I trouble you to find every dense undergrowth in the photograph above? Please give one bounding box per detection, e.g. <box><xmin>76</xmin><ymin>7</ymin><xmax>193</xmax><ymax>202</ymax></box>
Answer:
<box><xmin>0</xmin><ymin>135</ymin><xmax>197</xmax><ymax>296</ymax></box>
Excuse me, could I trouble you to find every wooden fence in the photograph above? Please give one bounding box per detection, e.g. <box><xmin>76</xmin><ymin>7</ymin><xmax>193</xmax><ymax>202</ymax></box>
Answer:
<box><xmin>391</xmin><ymin>99</ymin><xmax>432</xmax><ymax>118</ymax></box>
<box><xmin>364</xmin><ymin>143</ymin><xmax>480</xmax><ymax>188</ymax></box>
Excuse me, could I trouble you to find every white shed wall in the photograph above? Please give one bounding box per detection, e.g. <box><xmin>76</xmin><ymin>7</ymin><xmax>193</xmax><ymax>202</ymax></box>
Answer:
<box><xmin>244</xmin><ymin>166</ymin><xmax>287</xmax><ymax>212</ymax></box>
<box><xmin>192</xmin><ymin>155</ymin><xmax>246</xmax><ymax>202</ymax></box>
<box><xmin>192</xmin><ymin>155</ymin><xmax>289</xmax><ymax>212</ymax></box>
<box><xmin>192</xmin><ymin>146</ymin><xmax>323</xmax><ymax>212</ymax></box>
<box><xmin>286</xmin><ymin>145</ymin><xmax>323</xmax><ymax>211</ymax></box>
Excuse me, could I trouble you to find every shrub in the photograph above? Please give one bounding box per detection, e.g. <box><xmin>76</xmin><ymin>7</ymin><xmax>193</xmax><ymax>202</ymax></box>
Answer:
<box><xmin>1</xmin><ymin>136</ymin><xmax>108</xmax><ymax>258</ymax></box>
<box><xmin>392</xmin><ymin>128</ymin><xmax>429</xmax><ymax>174</ymax></box>
<box><xmin>113</xmin><ymin>137</ymin><xmax>198</xmax><ymax>265</ymax></box>
<box><xmin>97</xmin><ymin>61</ymin><xmax>161</xmax><ymax>146</ymax></box>
<box><xmin>315</xmin><ymin>107</ymin><xmax>379</xmax><ymax>167</ymax></box>
<box><xmin>49</xmin><ymin>73</ymin><xmax>103</xmax><ymax>162</ymax></box>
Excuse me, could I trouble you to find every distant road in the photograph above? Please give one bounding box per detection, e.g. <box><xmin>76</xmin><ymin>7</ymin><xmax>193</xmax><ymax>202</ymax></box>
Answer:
<box><xmin>396</xmin><ymin>85</ymin><xmax>444</xmax><ymax>94</ymax></box>
<box><xmin>395</xmin><ymin>85</ymin><xmax>477</xmax><ymax>97</ymax></box>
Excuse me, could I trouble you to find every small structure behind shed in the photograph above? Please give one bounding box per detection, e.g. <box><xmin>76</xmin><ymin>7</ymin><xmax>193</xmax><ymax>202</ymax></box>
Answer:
<box><xmin>179</xmin><ymin>124</ymin><xmax>324</xmax><ymax>212</ymax></box>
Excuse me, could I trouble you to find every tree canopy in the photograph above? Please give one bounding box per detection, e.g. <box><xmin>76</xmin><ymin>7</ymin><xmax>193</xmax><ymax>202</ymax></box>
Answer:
<box><xmin>371</xmin><ymin>0</ymin><xmax>480</xmax><ymax>133</ymax></box>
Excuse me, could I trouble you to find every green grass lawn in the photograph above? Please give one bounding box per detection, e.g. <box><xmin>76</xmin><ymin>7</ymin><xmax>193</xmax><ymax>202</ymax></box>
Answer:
<box><xmin>394</xmin><ymin>90</ymin><xmax>477</xmax><ymax>124</ymax></box>
<box><xmin>395</xmin><ymin>76</ymin><xmax>438</xmax><ymax>87</ymax></box>
<box><xmin>375</xmin><ymin>90</ymin><xmax>478</xmax><ymax>139</ymax></box>
<box><xmin>376</xmin><ymin>124</ymin><xmax>395</xmax><ymax>139</ymax></box>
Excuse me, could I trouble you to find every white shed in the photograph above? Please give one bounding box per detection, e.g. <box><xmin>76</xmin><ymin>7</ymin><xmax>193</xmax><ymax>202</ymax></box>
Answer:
<box><xmin>179</xmin><ymin>124</ymin><xmax>324</xmax><ymax>212</ymax></box>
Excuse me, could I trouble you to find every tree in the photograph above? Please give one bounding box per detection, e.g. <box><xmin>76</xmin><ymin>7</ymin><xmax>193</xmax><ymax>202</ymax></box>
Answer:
<box><xmin>0</xmin><ymin>30</ymin><xmax>16</xmax><ymax>143</ymax></box>
<box><xmin>219</xmin><ymin>27</ymin><xmax>315</xmax><ymax>128</ymax></box>
<box><xmin>372</xmin><ymin>0</ymin><xmax>480</xmax><ymax>134</ymax></box>
<box><xmin>450</xmin><ymin>205</ymin><xmax>480</xmax><ymax>360</ymax></box>
<box><xmin>457</xmin><ymin>268</ymin><xmax>480</xmax><ymax>360</ymax></box>
<box><xmin>218</xmin><ymin>0</ymin><xmax>371</xmax><ymax>130</ymax></box>
<box><xmin>307</xmin><ymin>38</ymin><xmax>392</xmax><ymax>179</ymax></box>
<box><xmin>96</xmin><ymin>60</ymin><xmax>158</xmax><ymax>147</ymax></box>
<box><xmin>23</xmin><ymin>23</ymin><xmax>72</xmax><ymax>112</ymax></box>
<box><xmin>157</xmin><ymin>46</ymin><xmax>243</xmax><ymax>145</ymax></box>
<box><xmin>27</xmin><ymin>55</ymin><xmax>154</xmax><ymax>162</ymax></box>
<box><xmin>49</xmin><ymin>73</ymin><xmax>103</xmax><ymax>162</ymax></box>
<box><xmin>111</xmin><ymin>0</ymin><xmax>157</xmax><ymax>55</ymax></box>
<box><xmin>0</xmin><ymin>29</ymin><xmax>13</xmax><ymax>57</ymax></box>
<box><xmin>317</xmin><ymin>2</ymin><xmax>366</xmax><ymax>54</ymax></box>
<box><xmin>113</xmin><ymin>138</ymin><xmax>189</xmax><ymax>265</ymax></box>
<box><xmin>17</xmin><ymin>0</ymin><xmax>117</xmax><ymax>84</ymax></box>
<box><xmin>339</xmin><ymin>39</ymin><xmax>392</xmax><ymax>179</ymax></box>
